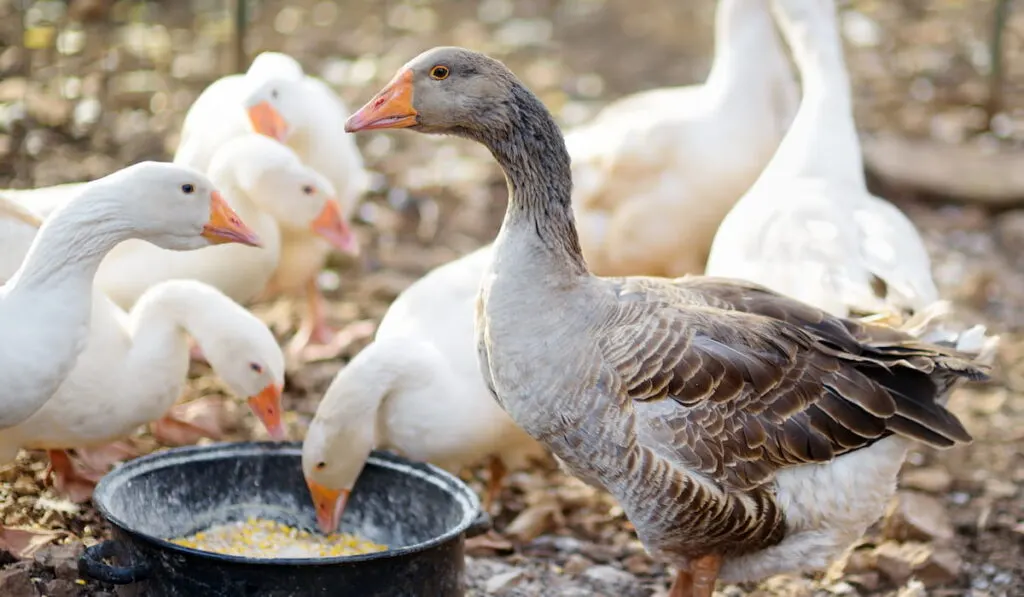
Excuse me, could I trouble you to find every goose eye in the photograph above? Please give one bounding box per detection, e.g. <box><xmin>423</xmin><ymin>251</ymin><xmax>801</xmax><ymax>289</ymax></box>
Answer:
<box><xmin>429</xmin><ymin>65</ymin><xmax>450</xmax><ymax>80</ymax></box>
<box><xmin>181</xmin><ymin>183</ymin><xmax>195</xmax><ymax>194</ymax></box>
<box><xmin>249</xmin><ymin>362</ymin><xmax>263</xmax><ymax>373</ymax></box>
<box><xmin>302</xmin><ymin>185</ymin><xmax>315</xmax><ymax>195</ymax></box>
<box><xmin>271</xmin><ymin>89</ymin><xmax>279</xmax><ymax>99</ymax></box>
<box><xmin>315</xmin><ymin>461</ymin><xmax>326</xmax><ymax>470</ymax></box>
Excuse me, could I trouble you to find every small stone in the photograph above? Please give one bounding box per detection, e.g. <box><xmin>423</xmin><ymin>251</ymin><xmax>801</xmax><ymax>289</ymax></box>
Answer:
<box><xmin>551</xmin><ymin>536</ymin><xmax>583</xmax><ymax>553</ymax></box>
<box><xmin>577</xmin><ymin>542</ymin><xmax>620</xmax><ymax>563</ymax></box>
<box><xmin>33</xmin><ymin>541</ymin><xmax>84</xmax><ymax>579</ymax></box>
<box><xmin>0</xmin><ymin>562</ymin><xmax>34</xmax><ymax>595</ymax></box>
<box><xmin>622</xmin><ymin>552</ymin><xmax>651</xmax><ymax>575</ymax></box>
<box><xmin>25</xmin><ymin>91</ymin><xmax>71</xmax><ymax>127</ymax></box>
<box><xmin>913</xmin><ymin>547</ymin><xmax>961</xmax><ymax>587</ymax></box>
<box><xmin>42</xmin><ymin>578</ymin><xmax>80</xmax><ymax>597</ymax></box>
<box><xmin>996</xmin><ymin>210</ymin><xmax>1024</xmax><ymax>258</ymax></box>
<box><xmin>0</xmin><ymin>47</ymin><xmax>22</xmax><ymax>74</ymax></box>
<box><xmin>983</xmin><ymin>478</ymin><xmax>1018</xmax><ymax>499</ymax></box>
<box><xmin>0</xmin><ymin>77</ymin><xmax>27</xmax><ymax>102</ymax></box>
<box><xmin>582</xmin><ymin>564</ymin><xmax>636</xmax><ymax>588</ymax></box>
<box><xmin>874</xmin><ymin>541</ymin><xmax>920</xmax><ymax>584</ymax></box>
<box><xmin>844</xmin><ymin>572</ymin><xmax>881</xmax><ymax>592</ymax></box>
<box><xmin>562</xmin><ymin>553</ymin><xmax>592</xmax><ymax>575</ymax></box>
<box><xmin>883</xmin><ymin>491</ymin><xmax>954</xmax><ymax>543</ymax></box>
<box><xmin>901</xmin><ymin>467</ymin><xmax>953</xmax><ymax>494</ymax></box>
<box><xmin>873</xmin><ymin>541</ymin><xmax>960</xmax><ymax>587</ymax></box>
<box><xmin>485</xmin><ymin>569</ymin><xmax>525</xmax><ymax>594</ymax></box>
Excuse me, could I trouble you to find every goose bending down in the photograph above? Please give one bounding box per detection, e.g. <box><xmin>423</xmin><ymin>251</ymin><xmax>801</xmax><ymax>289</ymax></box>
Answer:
<box><xmin>301</xmin><ymin>245</ymin><xmax>546</xmax><ymax>533</ymax></box>
<box><xmin>93</xmin><ymin>134</ymin><xmax>349</xmax><ymax>312</ymax></box>
<box><xmin>0</xmin><ymin>270</ymin><xmax>285</xmax><ymax>502</ymax></box>
<box><xmin>177</xmin><ymin>51</ymin><xmax>370</xmax><ymax>360</ymax></box>
<box><xmin>564</xmin><ymin>0</ymin><xmax>798</xmax><ymax>278</ymax></box>
<box><xmin>706</xmin><ymin>0</ymin><xmax>938</xmax><ymax>321</ymax></box>
<box><xmin>344</xmin><ymin>47</ymin><xmax>997</xmax><ymax>597</ymax></box>
<box><xmin>0</xmin><ymin>162</ymin><xmax>259</xmax><ymax>430</ymax></box>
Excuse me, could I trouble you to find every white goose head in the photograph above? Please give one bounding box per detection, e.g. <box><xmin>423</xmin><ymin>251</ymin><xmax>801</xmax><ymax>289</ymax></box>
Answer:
<box><xmin>208</xmin><ymin>135</ymin><xmax>357</xmax><ymax>254</ymax></box>
<box><xmin>92</xmin><ymin>161</ymin><xmax>263</xmax><ymax>251</ymax></box>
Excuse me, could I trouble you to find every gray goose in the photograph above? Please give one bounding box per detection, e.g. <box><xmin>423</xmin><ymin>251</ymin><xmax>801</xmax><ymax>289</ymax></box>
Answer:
<box><xmin>344</xmin><ymin>47</ymin><xmax>992</xmax><ymax>597</ymax></box>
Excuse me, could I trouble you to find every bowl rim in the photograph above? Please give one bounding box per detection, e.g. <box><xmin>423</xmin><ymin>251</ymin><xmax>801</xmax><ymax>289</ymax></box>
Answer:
<box><xmin>91</xmin><ymin>440</ymin><xmax>481</xmax><ymax>566</ymax></box>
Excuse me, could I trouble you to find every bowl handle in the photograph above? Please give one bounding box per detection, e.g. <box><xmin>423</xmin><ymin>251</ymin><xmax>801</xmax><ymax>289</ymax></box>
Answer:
<box><xmin>465</xmin><ymin>509</ymin><xmax>492</xmax><ymax>538</ymax></box>
<box><xmin>78</xmin><ymin>539</ymin><xmax>152</xmax><ymax>585</ymax></box>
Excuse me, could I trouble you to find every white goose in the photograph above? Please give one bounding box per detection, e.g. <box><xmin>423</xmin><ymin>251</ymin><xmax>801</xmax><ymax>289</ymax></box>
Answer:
<box><xmin>301</xmin><ymin>245</ymin><xmax>546</xmax><ymax>533</ymax></box>
<box><xmin>705</xmin><ymin>0</ymin><xmax>938</xmax><ymax>320</ymax></box>
<box><xmin>173</xmin><ymin>52</ymin><xmax>305</xmax><ymax>170</ymax></box>
<box><xmin>174</xmin><ymin>52</ymin><xmax>369</xmax><ymax>360</ymax></box>
<box><xmin>0</xmin><ymin>275</ymin><xmax>285</xmax><ymax>502</ymax></box>
<box><xmin>0</xmin><ymin>162</ymin><xmax>259</xmax><ymax>429</ymax></box>
<box><xmin>92</xmin><ymin>134</ymin><xmax>349</xmax><ymax>311</ymax></box>
<box><xmin>565</xmin><ymin>0</ymin><xmax>798</xmax><ymax>278</ymax></box>
<box><xmin>237</xmin><ymin>55</ymin><xmax>372</xmax><ymax>359</ymax></box>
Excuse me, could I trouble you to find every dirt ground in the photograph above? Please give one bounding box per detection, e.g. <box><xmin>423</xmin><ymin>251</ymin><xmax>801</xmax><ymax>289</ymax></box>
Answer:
<box><xmin>1</xmin><ymin>0</ymin><xmax>1023</xmax><ymax>595</ymax></box>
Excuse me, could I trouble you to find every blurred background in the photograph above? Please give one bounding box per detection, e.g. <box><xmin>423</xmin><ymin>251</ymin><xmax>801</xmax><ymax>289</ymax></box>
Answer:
<box><xmin>0</xmin><ymin>1</ymin><xmax>1022</xmax><ymax>596</ymax></box>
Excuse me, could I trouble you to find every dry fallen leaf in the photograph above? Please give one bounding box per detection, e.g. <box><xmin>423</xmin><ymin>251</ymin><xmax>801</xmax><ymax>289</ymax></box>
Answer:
<box><xmin>0</xmin><ymin>526</ymin><xmax>66</xmax><ymax>559</ymax></box>
<box><xmin>150</xmin><ymin>396</ymin><xmax>230</xmax><ymax>446</ymax></box>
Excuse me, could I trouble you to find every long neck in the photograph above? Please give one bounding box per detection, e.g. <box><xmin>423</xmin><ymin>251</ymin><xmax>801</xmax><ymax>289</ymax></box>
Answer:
<box><xmin>767</xmin><ymin>0</ymin><xmax>865</xmax><ymax>185</ymax></box>
<box><xmin>704</xmin><ymin>0</ymin><xmax>788</xmax><ymax>98</ymax></box>
<box><xmin>118</xmin><ymin>282</ymin><xmax>198</xmax><ymax>417</ymax></box>
<box><xmin>4</xmin><ymin>185</ymin><xmax>132</xmax><ymax>295</ymax></box>
<box><xmin>479</xmin><ymin>83</ymin><xmax>588</xmax><ymax>277</ymax></box>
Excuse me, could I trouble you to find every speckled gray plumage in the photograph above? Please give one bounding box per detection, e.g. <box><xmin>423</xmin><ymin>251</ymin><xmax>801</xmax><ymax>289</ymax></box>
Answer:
<box><xmin>363</xmin><ymin>45</ymin><xmax>990</xmax><ymax>583</ymax></box>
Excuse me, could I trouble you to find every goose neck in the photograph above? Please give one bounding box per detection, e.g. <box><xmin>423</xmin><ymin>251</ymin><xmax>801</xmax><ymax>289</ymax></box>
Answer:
<box><xmin>481</xmin><ymin>83</ymin><xmax>588</xmax><ymax>277</ymax></box>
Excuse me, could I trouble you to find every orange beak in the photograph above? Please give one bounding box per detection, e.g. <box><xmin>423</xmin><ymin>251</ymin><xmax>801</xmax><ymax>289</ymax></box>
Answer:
<box><xmin>247</xmin><ymin>100</ymin><xmax>289</xmax><ymax>142</ymax></box>
<box><xmin>247</xmin><ymin>383</ymin><xmax>285</xmax><ymax>440</ymax></box>
<box><xmin>202</xmin><ymin>191</ymin><xmax>262</xmax><ymax>247</ymax></box>
<box><xmin>344</xmin><ymin>69</ymin><xmax>417</xmax><ymax>133</ymax></box>
<box><xmin>306</xmin><ymin>478</ymin><xmax>349</xmax><ymax>534</ymax></box>
<box><xmin>311</xmin><ymin>200</ymin><xmax>359</xmax><ymax>256</ymax></box>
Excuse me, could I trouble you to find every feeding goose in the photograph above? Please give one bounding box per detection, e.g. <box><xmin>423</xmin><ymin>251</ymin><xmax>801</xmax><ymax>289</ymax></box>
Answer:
<box><xmin>343</xmin><ymin>46</ymin><xmax>995</xmax><ymax>597</ymax></box>
<box><xmin>301</xmin><ymin>245</ymin><xmax>546</xmax><ymax>533</ymax></box>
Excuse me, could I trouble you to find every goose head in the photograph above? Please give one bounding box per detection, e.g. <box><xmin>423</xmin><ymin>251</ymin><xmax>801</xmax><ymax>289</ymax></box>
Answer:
<box><xmin>343</xmin><ymin>47</ymin><xmax>516</xmax><ymax>138</ymax></box>
<box><xmin>241</xmin><ymin>53</ymin><xmax>305</xmax><ymax>143</ymax></box>
<box><xmin>299</xmin><ymin>337</ymin><xmax>445</xmax><ymax>534</ymax></box>
<box><xmin>300</xmin><ymin>352</ymin><xmax>386</xmax><ymax>533</ymax></box>
<box><xmin>245</xmin><ymin>52</ymin><xmax>305</xmax><ymax>82</ymax></box>
<box><xmin>209</xmin><ymin>135</ymin><xmax>358</xmax><ymax>255</ymax></box>
<box><xmin>105</xmin><ymin>161</ymin><xmax>263</xmax><ymax>250</ymax></box>
<box><xmin>243</xmin><ymin>77</ymin><xmax>303</xmax><ymax>144</ymax></box>
<box><xmin>182</xmin><ymin>280</ymin><xmax>288</xmax><ymax>439</ymax></box>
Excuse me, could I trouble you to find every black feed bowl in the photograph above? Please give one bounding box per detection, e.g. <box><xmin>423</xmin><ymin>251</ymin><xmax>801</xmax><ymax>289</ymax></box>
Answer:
<box><xmin>79</xmin><ymin>441</ymin><xmax>490</xmax><ymax>597</ymax></box>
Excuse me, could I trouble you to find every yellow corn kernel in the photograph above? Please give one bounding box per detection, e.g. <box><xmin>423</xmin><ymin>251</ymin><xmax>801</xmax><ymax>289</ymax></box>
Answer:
<box><xmin>168</xmin><ymin>517</ymin><xmax>387</xmax><ymax>559</ymax></box>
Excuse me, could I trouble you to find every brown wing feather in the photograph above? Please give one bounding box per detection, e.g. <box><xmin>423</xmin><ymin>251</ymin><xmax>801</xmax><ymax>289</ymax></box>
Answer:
<box><xmin>603</xmin><ymin>276</ymin><xmax>987</xmax><ymax>491</ymax></box>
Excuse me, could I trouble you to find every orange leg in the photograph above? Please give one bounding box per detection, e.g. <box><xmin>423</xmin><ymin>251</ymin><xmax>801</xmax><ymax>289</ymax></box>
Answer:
<box><xmin>74</xmin><ymin>441</ymin><xmax>139</xmax><ymax>473</ymax></box>
<box><xmin>669</xmin><ymin>555</ymin><xmax>722</xmax><ymax>597</ymax></box>
<box><xmin>150</xmin><ymin>399</ymin><xmax>226</xmax><ymax>446</ymax></box>
<box><xmin>293</xmin><ymin>278</ymin><xmax>336</xmax><ymax>347</ymax></box>
<box><xmin>288</xmin><ymin>279</ymin><xmax>376</xmax><ymax>362</ymax></box>
<box><xmin>188</xmin><ymin>338</ymin><xmax>208</xmax><ymax>363</ymax></box>
<box><xmin>482</xmin><ymin>456</ymin><xmax>507</xmax><ymax>513</ymax></box>
<box><xmin>45</xmin><ymin>450</ymin><xmax>101</xmax><ymax>503</ymax></box>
